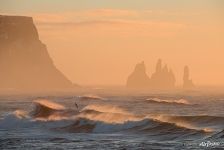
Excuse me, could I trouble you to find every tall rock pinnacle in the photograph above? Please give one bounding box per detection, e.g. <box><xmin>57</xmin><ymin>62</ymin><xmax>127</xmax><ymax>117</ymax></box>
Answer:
<box><xmin>183</xmin><ymin>66</ymin><xmax>195</xmax><ymax>89</ymax></box>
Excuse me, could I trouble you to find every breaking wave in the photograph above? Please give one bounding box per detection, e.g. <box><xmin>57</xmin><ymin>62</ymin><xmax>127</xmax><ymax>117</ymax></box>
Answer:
<box><xmin>78</xmin><ymin>95</ymin><xmax>106</xmax><ymax>101</ymax></box>
<box><xmin>150</xmin><ymin>115</ymin><xmax>224</xmax><ymax>132</ymax></box>
<box><xmin>55</xmin><ymin>117</ymin><xmax>210</xmax><ymax>138</ymax></box>
<box><xmin>30</xmin><ymin>99</ymin><xmax>78</xmax><ymax>121</ymax></box>
<box><xmin>79</xmin><ymin>104</ymin><xmax>142</xmax><ymax>124</ymax></box>
<box><xmin>146</xmin><ymin>98</ymin><xmax>191</xmax><ymax>105</ymax></box>
<box><xmin>1</xmin><ymin>99</ymin><xmax>223</xmax><ymax>139</ymax></box>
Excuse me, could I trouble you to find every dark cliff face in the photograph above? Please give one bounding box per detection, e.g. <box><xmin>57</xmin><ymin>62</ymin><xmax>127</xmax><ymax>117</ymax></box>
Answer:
<box><xmin>0</xmin><ymin>15</ymin><xmax>39</xmax><ymax>42</ymax></box>
<box><xmin>0</xmin><ymin>15</ymin><xmax>74</xmax><ymax>90</ymax></box>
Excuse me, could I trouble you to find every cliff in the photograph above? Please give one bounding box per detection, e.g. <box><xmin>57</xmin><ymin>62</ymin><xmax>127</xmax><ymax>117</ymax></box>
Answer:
<box><xmin>0</xmin><ymin>15</ymin><xmax>74</xmax><ymax>90</ymax></box>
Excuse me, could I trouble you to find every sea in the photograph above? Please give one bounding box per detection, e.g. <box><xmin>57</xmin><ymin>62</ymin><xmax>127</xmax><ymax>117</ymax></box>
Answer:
<box><xmin>0</xmin><ymin>89</ymin><xmax>224</xmax><ymax>150</ymax></box>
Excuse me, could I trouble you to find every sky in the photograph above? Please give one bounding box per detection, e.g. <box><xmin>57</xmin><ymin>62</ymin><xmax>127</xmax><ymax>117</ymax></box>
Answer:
<box><xmin>1</xmin><ymin>0</ymin><xmax>224</xmax><ymax>86</ymax></box>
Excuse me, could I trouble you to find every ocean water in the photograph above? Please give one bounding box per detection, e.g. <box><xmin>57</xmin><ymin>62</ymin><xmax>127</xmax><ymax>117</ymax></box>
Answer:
<box><xmin>0</xmin><ymin>92</ymin><xmax>224</xmax><ymax>150</ymax></box>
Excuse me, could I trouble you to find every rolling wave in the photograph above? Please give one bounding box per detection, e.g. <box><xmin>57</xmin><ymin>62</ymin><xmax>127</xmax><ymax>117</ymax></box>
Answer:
<box><xmin>79</xmin><ymin>104</ymin><xmax>142</xmax><ymax>124</ymax></box>
<box><xmin>78</xmin><ymin>95</ymin><xmax>106</xmax><ymax>101</ymax></box>
<box><xmin>151</xmin><ymin>115</ymin><xmax>224</xmax><ymax>132</ymax></box>
<box><xmin>30</xmin><ymin>99</ymin><xmax>78</xmax><ymax>121</ymax></box>
<box><xmin>0</xmin><ymin>99</ymin><xmax>223</xmax><ymax>139</ymax></box>
<box><xmin>146</xmin><ymin>98</ymin><xmax>191</xmax><ymax>105</ymax></box>
<box><xmin>55</xmin><ymin>117</ymin><xmax>209</xmax><ymax>141</ymax></box>
<box><xmin>158</xmin><ymin>115</ymin><xmax>224</xmax><ymax>126</ymax></box>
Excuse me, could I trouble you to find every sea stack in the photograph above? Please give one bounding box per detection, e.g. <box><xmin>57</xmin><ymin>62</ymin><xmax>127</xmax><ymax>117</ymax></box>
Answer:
<box><xmin>126</xmin><ymin>59</ymin><xmax>176</xmax><ymax>89</ymax></box>
<box><xmin>126</xmin><ymin>61</ymin><xmax>150</xmax><ymax>88</ymax></box>
<box><xmin>0</xmin><ymin>15</ymin><xmax>74</xmax><ymax>90</ymax></box>
<box><xmin>183</xmin><ymin>66</ymin><xmax>195</xmax><ymax>89</ymax></box>
<box><xmin>150</xmin><ymin>59</ymin><xmax>176</xmax><ymax>89</ymax></box>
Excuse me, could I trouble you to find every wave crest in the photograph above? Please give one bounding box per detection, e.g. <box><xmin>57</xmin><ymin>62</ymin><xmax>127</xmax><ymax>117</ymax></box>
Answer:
<box><xmin>78</xmin><ymin>95</ymin><xmax>106</xmax><ymax>101</ymax></box>
<box><xmin>146</xmin><ymin>98</ymin><xmax>190</xmax><ymax>105</ymax></box>
<box><xmin>1</xmin><ymin>99</ymin><xmax>224</xmax><ymax>138</ymax></box>
<box><xmin>30</xmin><ymin>99</ymin><xmax>77</xmax><ymax>121</ymax></box>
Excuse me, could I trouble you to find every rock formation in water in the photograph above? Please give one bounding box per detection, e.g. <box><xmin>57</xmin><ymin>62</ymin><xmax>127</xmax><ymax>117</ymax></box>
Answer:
<box><xmin>183</xmin><ymin>66</ymin><xmax>195</xmax><ymax>89</ymax></box>
<box><xmin>150</xmin><ymin>59</ymin><xmax>176</xmax><ymax>89</ymax></box>
<box><xmin>126</xmin><ymin>59</ymin><xmax>176</xmax><ymax>89</ymax></box>
<box><xmin>126</xmin><ymin>61</ymin><xmax>150</xmax><ymax>88</ymax></box>
<box><xmin>0</xmin><ymin>15</ymin><xmax>74</xmax><ymax>90</ymax></box>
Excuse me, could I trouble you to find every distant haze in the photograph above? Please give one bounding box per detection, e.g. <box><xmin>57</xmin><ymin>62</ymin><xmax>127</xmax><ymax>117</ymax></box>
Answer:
<box><xmin>1</xmin><ymin>0</ymin><xmax>224</xmax><ymax>86</ymax></box>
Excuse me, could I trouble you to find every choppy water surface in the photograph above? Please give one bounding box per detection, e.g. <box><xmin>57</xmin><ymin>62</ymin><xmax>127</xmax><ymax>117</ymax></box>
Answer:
<box><xmin>1</xmin><ymin>93</ymin><xmax>224</xmax><ymax>149</ymax></box>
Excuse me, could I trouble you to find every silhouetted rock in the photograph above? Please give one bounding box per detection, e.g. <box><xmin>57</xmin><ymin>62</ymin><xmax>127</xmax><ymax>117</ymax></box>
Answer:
<box><xmin>183</xmin><ymin>66</ymin><xmax>195</xmax><ymax>89</ymax></box>
<box><xmin>126</xmin><ymin>61</ymin><xmax>150</xmax><ymax>88</ymax></box>
<box><xmin>150</xmin><ymin>59</ymin><xmax>176</xmax><ymax>89</ymax></box>
<box><xmin>126</xmin><ymin>59</ymin><xmax>176</xmax><ymax>89</ymax></box>
<box><xmin>0</xmin><ymin>15</ymin><xmax>75</xmax><ymax>90</ymax></box>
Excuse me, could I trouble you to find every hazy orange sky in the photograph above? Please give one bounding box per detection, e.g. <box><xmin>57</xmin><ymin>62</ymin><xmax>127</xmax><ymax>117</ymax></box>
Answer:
<box><xmin>1</xmin><ymin>0</ymin><xmax>224</xmax><ymax>86</ymax></box>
